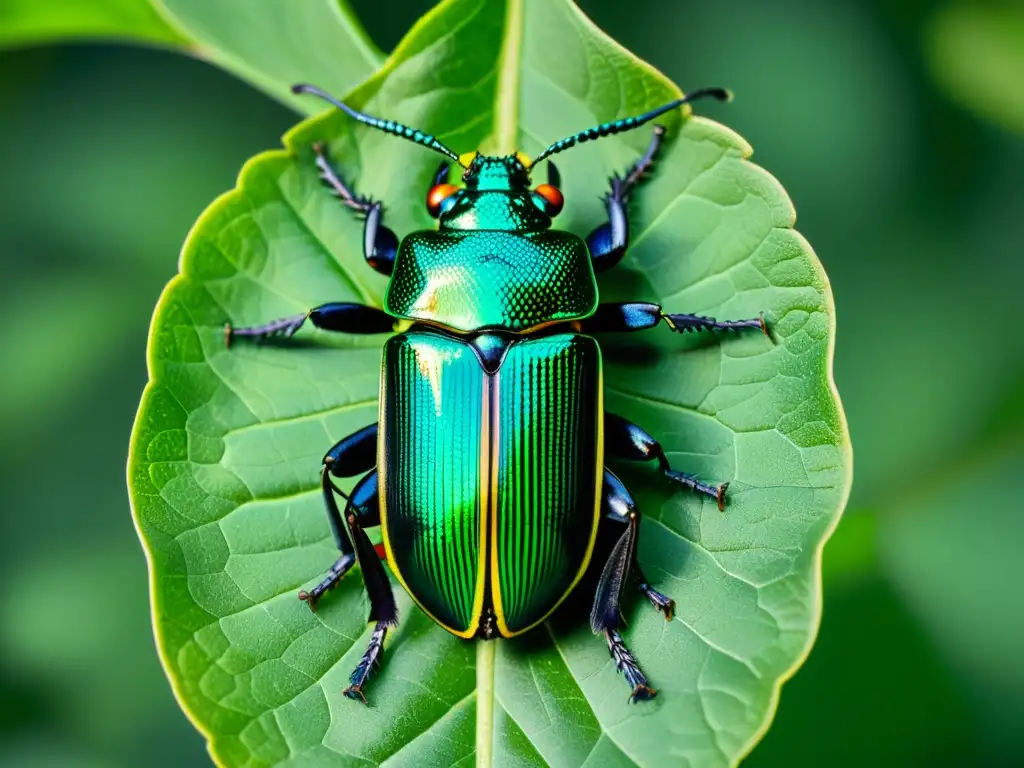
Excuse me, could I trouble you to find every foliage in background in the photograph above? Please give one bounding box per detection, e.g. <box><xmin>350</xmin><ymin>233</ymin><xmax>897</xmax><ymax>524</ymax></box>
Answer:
<box><xmin>0</xmin><ymin>0</ymin><xmax>183</xmax><ymax>47</ymax></box>
<box><xmin>926</xmin><ymin>2</ymin><xmax>1024</xmax><ymax>136</ymax></box>
<box><xmin>0</xmin><ymin>0</ymin><xmax>1021</xmax><ymax>765</ymax></box>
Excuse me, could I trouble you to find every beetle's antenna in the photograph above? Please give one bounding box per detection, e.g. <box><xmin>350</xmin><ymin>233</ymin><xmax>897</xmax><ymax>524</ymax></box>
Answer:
<box><xmin>532</xmin><ymin>87</ymin><xmax>732</xmax><ymax>166</ymax></box>
<box><xmin>292</xmin><ymin>83</ymin><xmax>461</xmax><ymax>164</ymax></box>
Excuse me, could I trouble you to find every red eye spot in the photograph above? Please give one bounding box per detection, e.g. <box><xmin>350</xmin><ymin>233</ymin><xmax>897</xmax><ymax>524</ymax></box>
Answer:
<box><xmin>533</xmin><ymin>184</ymin><xmax>564</xmax><ymax>215</ymax></box>
<box><xmin>427</xmin><ymin>183</ymin><xmax>458</xmax><ymax>217</ymax></box>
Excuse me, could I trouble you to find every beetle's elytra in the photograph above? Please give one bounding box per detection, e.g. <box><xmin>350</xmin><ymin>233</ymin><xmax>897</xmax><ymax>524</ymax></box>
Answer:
<box><xmin>226</xmin><ymin>82</ymin><xmax>769</xmax><ymax>703</ymax></box>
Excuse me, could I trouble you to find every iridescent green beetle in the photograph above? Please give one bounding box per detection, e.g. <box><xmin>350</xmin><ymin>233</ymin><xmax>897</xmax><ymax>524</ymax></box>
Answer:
<box><xmin>227</xmin><ymin>83</ymin><xmax>768</xmax><ymax>703</ymax></box>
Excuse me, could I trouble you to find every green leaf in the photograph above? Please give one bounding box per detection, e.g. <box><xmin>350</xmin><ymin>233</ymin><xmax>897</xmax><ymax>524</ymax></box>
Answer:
<box><xmin>926</xmin><ymin>2</ymin><xmax>1024</xmax><ymax>135</ymax></box>
<box><xmin>0</xmin><ymin>0</ymin><xmax>381</xmax><ymax>116</ymax></box>
<box><xmin>0</xmin><ymin>0</ymin><xmax>185</xmax><ymax>47</ymax></box>
<box><xmin>152</xmin><ymin>0</ymin><xmax>384</xmax><ymax>114</ymax></box>
<box><xmin>129</xmin><ymin>0</ymin><xmax>851</xmax><ymax>765</ymax></box>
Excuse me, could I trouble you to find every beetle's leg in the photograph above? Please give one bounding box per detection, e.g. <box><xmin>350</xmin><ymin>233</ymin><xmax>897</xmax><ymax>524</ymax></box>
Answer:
<box><xmin>299</xmin><ymin>425</ymin><xmax>380</xmax><ymax>610</ymax></box>
<box><xmin>301</xmin><ymin>466</ymin><xmax>379</xmax><ymax>610</ymax></box>
<box><xmin>337</xmin><ymin>471</ymin><xmax>398</xmax><ymax>704</ymax></box>
<box><xmin>340</xmin><ymin>470</ymin><xmax>390</xmax><ymax>617</ymax></box>
<box><xmin>319</xmin><ymin>469</ymin><xmax>397</xmax><ymax>704</ymax></box>
<box><xmin>324</xmin><ymin>423</ymin><xmax>379</xmax><ymax>478</ymax></box>
<box><xmin>344</xmin><ymin>620</ymin><xmax>389</xmax><ymax>704</ymax></box>
<box><xmin>582</xmin><ymin>302</ymin><xmax>768</xmax><ymax>339</ymax></box>
<box><xmin>591</xmin><ymin>468</ymin><xmax>658</xmax><ymax>702</ymax></box>
<box><xmin>601</xmin><ymin>469</ymin><xmax>675</xmax><ymax>620</ymax></box>
<box><xmin>313</xmin><ymin>142</ymin><xmax>398</xmax><ymax>276</ymax></box>
<box><xmin>635</xmin><ymin>569</ymin><xmax>675</xmax><ymax>620</ymax></box>
<box><xmin>604</xmin><ymin>411</ymin><xmax>730</xmax><ymax>511</ymax></box>
<box><xmin>226</xmin><ymin>302</ymin><xmax>394</xmax><ymax>346</ymax></box>
<box><xmin>662</xmin><ymin>312</ymin><xmax>768</xmax><ymax>336</ymax></box>
<box><xmin>305</xmin><ymin>423</ymin><xmax>398</xmax><ymax>702</ymax></box>
<box><xmin>586</xmin><ymin>125</ymin><xmax>665</xmax><ymax>273</ymax></box>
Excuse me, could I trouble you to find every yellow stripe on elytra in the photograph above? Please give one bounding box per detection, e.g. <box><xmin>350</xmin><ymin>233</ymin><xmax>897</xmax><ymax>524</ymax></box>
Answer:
<box><xmin>490</xmin><ymin>372</ymin><xmax>508</xmax><ymax>636</ymax></box>
<box><xmin>466</xmin><ymin>378</ymin><xmax>490</xmax><ymax>635</ymax></box>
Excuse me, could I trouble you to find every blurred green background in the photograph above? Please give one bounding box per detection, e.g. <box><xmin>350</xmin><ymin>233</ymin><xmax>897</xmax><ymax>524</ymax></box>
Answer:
<box><xmin>0</xmin><ymin>0</ymin><xmax>1021</xmax><ymax>765</ymax></box>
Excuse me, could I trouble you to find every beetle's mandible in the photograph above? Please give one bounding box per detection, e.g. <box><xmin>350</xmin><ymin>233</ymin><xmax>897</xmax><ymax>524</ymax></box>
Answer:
<box><xmin>226</xmin><ymin>83</ymin><xmax>769</xmax><ymax>703</ymax></box>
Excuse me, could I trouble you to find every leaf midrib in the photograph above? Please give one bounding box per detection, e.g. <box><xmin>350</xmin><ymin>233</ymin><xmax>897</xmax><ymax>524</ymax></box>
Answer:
<box><xmin>476</xmin><ymin>1</ymin><xmax>523</xmax><ymax>765</ymax></box>
<box><xmin>492</xmin><ymin>0</ymin><xmax>524</xmax><ymax>155</ymax></box>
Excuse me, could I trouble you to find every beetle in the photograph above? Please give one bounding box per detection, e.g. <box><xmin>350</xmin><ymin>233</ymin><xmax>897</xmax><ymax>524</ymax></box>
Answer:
<box><xmin>226</xmin><ymin>82</ymin><xmax>768</xmax><ymax>703</ymax></box>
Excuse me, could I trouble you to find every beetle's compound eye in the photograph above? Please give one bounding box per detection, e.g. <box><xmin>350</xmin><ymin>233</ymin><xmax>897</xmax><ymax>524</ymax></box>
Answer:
<box><xmin>427</xmin><ymin>183</ymin><xmax>459</xmax><ymax>218</ymax></box>
<box><xmin>531</xmin><ymin>184</ymin><xmax>564</xmax><ymax>216</ymax></box>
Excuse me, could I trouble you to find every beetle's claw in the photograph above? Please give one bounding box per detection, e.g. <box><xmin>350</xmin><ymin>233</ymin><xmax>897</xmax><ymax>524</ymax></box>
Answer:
<box><xmin>297</xmin><ymin>589</ymin><xmax>320</xmax><ymax>612</ymax></box>
<box><xmin>640</xmin><ymin>583</ymin><xmax>675</xmax><ymax>620</ymax></box>
<box><xmin>629</xmin><ymin>684</ymin><xmax>657</xmax><ymax>703</ymax></box>
<box><xmin>716</xmin><ymin>482</ymin><xmax>729</xmax><ymax>512</ymax></box>
<box><xmin>343</xmin><ymin>684</ymin><xmax>368</xmax><ymax>704</ymax></box>
<box><xmin>653</xmin><ymin>596</ymin><xmax>675</xmax><ymax>622</ymax></box>
<box><xmin>758</xmin><ymin>312</ymin><xmax>770</xmax><ymax>339</ymax></box>
<box><xmin>224</xmin><ymin>322</ymin><xmax>233</xmax><ymax>348</ymax></box>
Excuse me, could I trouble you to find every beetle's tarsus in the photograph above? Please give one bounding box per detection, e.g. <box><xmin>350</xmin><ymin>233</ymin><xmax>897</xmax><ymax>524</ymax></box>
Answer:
<box><xmin>638</xmin><ymin>583</ymin><xmax>675</xmax><ymax>621</ymax></box>
<box><xmin>343</xmin><ymin>621</ymin><xmax>388</xmax><ymax>704</ymax></box>
<box><xmin>664</xmin><ymin>468</ymin><xmax>728</xmax><ymax>507</ymax></box>
<box><xmin>226</xmin><ymin>313</ymin><xmax>307</xmax><ymax>342</ymax></box>
<box><xmin>308</xmin><ymin>145</ymin><xmax>398</xmax><ymax>276</ymax></box>
<box><xmin>604</xmin><ymin>411</ymin><xmax>731</xmax><ymax>514</ymax></box>
<box><xmin>622</xmin><ymin>124</ymin><xmax>665</xmax><ymax>191</ymax></box>
<box><xmin>606</xmin><ymin>630</ymin><xmax>655</xmax><ymax>702</ymax></box>
<box><xmin>312</xmin><ymin>142</ymin><xmax>374</xmax><ymax>213</ymax></box>
<box><xmin>224</xmin><ymin>323</ymin><xmax>233</xmax><ymax>348</ymax></box>
<box><xmin>297</xmin><ymin>589</ymin><xmax>319</xmax><ymax>612</ymax></box>
<box><xmin>587</xmin><ymin>125</ymin><xmax>667</xmax><ymax>273</ymax></box>
<box><xmin>342</xmin><ymin>685</ymin><xmax>368</xmax><ymax>704</ymax></box>
<box><xmin>630</xmin><ymin>684</ymin><xmax>658</xmax><ymax>703</ymax></box>
<box><xmin>299</xmin><ymin>552</ymin><xmax>357</xmax><ymax>612</ymax></box>
<box><xmin>662</xmin><ymin>311</ymin><xmax>768</xmax><ymax>336</ymax></box>
<box><xmin>298</xmin><ymin>587</ymin><xmax>330</xmax><ymax>613</ymax></box>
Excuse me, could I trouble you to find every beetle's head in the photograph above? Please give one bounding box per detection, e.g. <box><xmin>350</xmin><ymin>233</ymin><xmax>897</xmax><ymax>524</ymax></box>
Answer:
<box><xmin>459</xmin><ymin>153</ymin><xmax>531</xmax><ymax>191</ymax></box>
<box><xmin>290</xmin><ymin>82</ymin><xmax>732</xmax><ymax>224</ymax></box>
<box><xmin>445</xmin><ymin>152</ymin><xmax>564</xmax><ymax>220</ymax></box>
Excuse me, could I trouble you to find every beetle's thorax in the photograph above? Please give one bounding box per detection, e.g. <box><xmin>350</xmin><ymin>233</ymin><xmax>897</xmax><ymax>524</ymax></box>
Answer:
<box><xmin>384</xmin><ymin>228</ymin><xmax>598</xmax><ymax>332</ymax></box>
<box><xmin>440</xmin><ymin>191</ymin><xmax>550</xmax><ymax>232</ymax></box>
<box><xmin>383</xmin><ymin>153</ymin><xmax>599</xmax><ymax>333</ymax></box>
